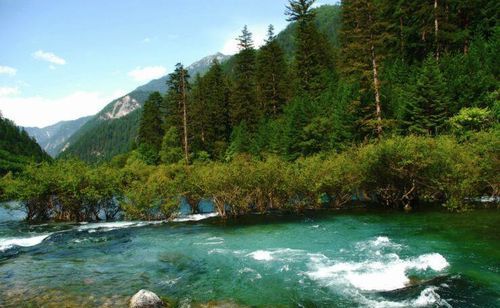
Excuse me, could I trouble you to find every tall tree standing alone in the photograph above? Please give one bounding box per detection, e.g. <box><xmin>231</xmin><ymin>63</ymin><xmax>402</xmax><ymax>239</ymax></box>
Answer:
<box><xmin>166</xmin><ymin>63</ymin><xmax>191</xmax><ymax>165</ymax></box>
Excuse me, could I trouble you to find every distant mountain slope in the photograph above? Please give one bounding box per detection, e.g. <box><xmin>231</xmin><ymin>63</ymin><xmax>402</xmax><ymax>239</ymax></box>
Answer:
<box><xmin>24</xmin><ymin>116</ymin><xmax>91</xmax><ymax>157</ymax></box>
<box><xmin>0</xmin><ymin>115</ymin><xmax>50</xmax><ymax>175</ymax></box>
<box><xmin>60</xmin><ymin>53</ymin><xmax>230</xmax><ymax>162</ymax></box>
<box><xmin>136</xmin><ymin>52</ymin><xmax>230</xmax><ymax>93</ymax></box>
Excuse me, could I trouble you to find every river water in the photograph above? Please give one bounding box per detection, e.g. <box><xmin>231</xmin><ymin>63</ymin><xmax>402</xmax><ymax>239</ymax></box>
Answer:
<box><xmin>0</xmin><ymin>206</ymin><xmax>499</xmax><ymax>307</ymax></box>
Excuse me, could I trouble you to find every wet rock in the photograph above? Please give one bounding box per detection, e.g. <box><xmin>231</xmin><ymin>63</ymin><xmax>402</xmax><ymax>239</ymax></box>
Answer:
<box><xmin>130</xmin><ymin>290</ymin><xmax>165</xmax><ymax>308</ymax></box>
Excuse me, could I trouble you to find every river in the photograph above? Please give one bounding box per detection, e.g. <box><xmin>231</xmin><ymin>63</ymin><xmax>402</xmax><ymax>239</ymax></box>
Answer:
<box><xmin>0</xmin><ymin>206</ymin><xmax>499</xmax><ymax>307</ymax></box>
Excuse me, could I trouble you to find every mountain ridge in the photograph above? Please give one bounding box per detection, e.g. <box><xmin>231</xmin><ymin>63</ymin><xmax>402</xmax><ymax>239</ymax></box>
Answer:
<box><xmin>23</xmin><ymin>115</ymin><xmax>92</xmax><ymax>157</ymax></box>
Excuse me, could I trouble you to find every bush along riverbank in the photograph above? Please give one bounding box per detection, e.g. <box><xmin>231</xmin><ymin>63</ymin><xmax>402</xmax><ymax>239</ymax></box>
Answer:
<box><xmin>1</xmin><ymin>131</ymin><xmax>498</xmax><ymax>223</ymax></box>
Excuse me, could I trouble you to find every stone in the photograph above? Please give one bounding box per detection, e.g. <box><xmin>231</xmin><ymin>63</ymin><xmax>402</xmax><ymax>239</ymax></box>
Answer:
<box><xmin>129</xmin><ymin>289</ymin><xmax>165</xmax><ymax>308</ymax></box>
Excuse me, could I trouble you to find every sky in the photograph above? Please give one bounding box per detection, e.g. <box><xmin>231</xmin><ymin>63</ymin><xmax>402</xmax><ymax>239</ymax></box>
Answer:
<box><xmin>0</xmin><ymin>0</ymin><xmax>338</xmax><ymax>128</ymax></box>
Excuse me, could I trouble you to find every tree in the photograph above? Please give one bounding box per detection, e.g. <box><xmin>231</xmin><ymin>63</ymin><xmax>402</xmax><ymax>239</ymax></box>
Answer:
<box><xmin>190</xmin><ymin>60</ymin><xmax>231</xmax><ymax>158</ymax></box>
<box><xmin>166</xmin><ymin>63</ymin><xmax>191</xmax><ymax>165</ymax></box>
<box><xmin>286</xmin><ymin>0</ymin><xmax>333</xmax><ymax>98</ymax></box>
<box><xmin>137</xmin><ymin>92</ymin><xmax>164</xmax><ymax>152</ymax></box>
<box><xmin>230</xmin><ymin>26</ymin><xmax>258</xmax><ymax>129</ymax></box>
<box><xmin>449</xmin><ymin>107</ymin><xmax>494</xmax><ymax>139</ymax></box>
<box><xmin>404</xmin><ymin>56</ymin><xmax>450</xmax><ymax>135</ymax></box>
<box><xmin>160</xmin><ymin>127</ymin><xmax>183</xmax><ymax>164</ymax></box>
<box><xmin>341</xmin><ymin>0</ymin><xmax>392</xmax><ymax>138</ymax></box>
<box><xmin>256</xmin><ymin>25</ymin><xmax>290</xmax><ymax>117</ymax></box>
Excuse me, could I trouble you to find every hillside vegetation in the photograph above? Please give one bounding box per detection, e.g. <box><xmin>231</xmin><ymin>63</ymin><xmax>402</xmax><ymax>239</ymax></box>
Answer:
<box><xmin>0</xmin><ymin>116</ymin><xmax>51</xmax><ymax>175</ymax></box>
<box><xmin>1</xmin><ymin>0</ymin><xmax>498</xmax><ymax>222</ymax></box>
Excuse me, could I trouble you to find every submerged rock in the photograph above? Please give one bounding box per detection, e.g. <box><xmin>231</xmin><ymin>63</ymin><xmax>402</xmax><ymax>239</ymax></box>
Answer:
<box><xmin>130</xmin><ymin>290</ymin><xmax>165</xmax><ymax>308</ymax></box>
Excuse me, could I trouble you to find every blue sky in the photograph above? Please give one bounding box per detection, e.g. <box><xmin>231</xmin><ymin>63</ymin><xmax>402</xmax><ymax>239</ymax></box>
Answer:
<box><xmin>0</xmin><ymin>0</ymin><xmax>338</xmax><ymax>127</ymax></box>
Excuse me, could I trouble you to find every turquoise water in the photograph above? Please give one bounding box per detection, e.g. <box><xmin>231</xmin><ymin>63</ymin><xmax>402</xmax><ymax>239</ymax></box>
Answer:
<box><xmin>0</xmin><ymin>206</ymin><xmax>499</xmax><ymax>307</ymax></box>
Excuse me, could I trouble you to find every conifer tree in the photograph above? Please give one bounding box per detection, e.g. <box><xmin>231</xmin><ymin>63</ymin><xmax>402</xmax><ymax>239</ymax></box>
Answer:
<box><xmin>204</xmin><ymin>60</ymin><xmax>231</xmax><ymax>149</ymax></box>
<box><xmin>286</xmin><ymin>0</ymin><xmax>333</xmax><ymax>98</ymax></box>
<box><xmin>166</xmin><ymin>63</ymin><xmax>191</xmax><ymax>164</ymax></box>
<box><xmin>404</xmin><ymin>56</ymin><xmax>450</xmax><ymax>135</ymax></box>
<box><xmin>137</xmin><ymin>92</ymin><xmax>164</xmax><ymax>152</ymax></box>
<box><xmin>190</xmin><ymin>60</ymin><xmax>231</xmax><ymax>158</ymax></box>
<box><xmin>341</xmin><ymin>0</ymin><xmax>392</xmax><ymax>138</ymax></box>
<box><xmin>189</xmin><ymin>73</ymin><xmax>208</xmax><ymax>152</ymax></box>
<box><xmin>256</xmin><ymin>25</ymin><xmax>290</xmax><ymax>117</ymax></box>
<box><xmin>230</xmin><ymin>26</ymin><xmax>258</xmax><ymax>129</ymax></box>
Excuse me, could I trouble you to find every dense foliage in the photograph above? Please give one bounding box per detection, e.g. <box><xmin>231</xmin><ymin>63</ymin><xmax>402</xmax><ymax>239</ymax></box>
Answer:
<box><xmin>1</xmin><ymin>132</ymin><xmax>497</xmax><ymax>222</ymax></box>
<box><xmin>0</xmin><ymin>115</ymin><xmax>50</xmax><ymax>175</ymax></box>
<box><xmin>1</xmin><ymin>0</ymin><xmax>498</xmax><ymax>222</ymax></box>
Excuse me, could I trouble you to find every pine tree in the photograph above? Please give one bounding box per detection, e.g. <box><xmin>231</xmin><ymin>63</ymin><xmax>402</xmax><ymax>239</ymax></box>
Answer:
<box><xmin>189</xmin><ymin>73</ymin><xmax>208</xmax><ymax>153</ymax></box>
<box><xmin>286</xmin><ymin>0</ymin><xmax>333</xmax><ymax>98</ymax></box>
<box><xmin>166</xmin><ymin>63</ymin><xmax>191</xmax><ymax>164</ymax></box>
<box><xmin>230</xmin><ymin>25</ymin><xmax>258</xmax><ymax>129</ymax></box>
<box><xmin>190</xmin><ymin>60</ymin><xmax>231</xmax><ymax>158</ymax></box>
<box><xmin>341</xmin><ymin>0</ymin><xmax>392</xmax><ymax>138</ymax></box>
<box><xmin>404</xmin><ymin>56</ymin><xmax>450</xmax><ymax>135</ymax></box>
<box><xmin>203</xmin><ymin>60</ymin><xmax>231</xmax><ymax>153</ymax></box>
<box><xmin>256</xmin><ymin>25</ymin><xmax>290</xmax><ymax>117</ymax></box>
<box><xmin>137</xmin><ymin>92</ymin><xmax>164</xmax><ymax>152</ymax></box>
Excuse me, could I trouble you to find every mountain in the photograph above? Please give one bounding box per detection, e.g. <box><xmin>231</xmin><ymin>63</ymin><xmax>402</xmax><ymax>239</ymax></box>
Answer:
<box><xmin>60</xmin><ymin>5</ymin><xmax>340</xmax><ymax>163</ymax></box>
<box><xmin>0</xmin><ymin>115</ymin><xmax>51</xmax><ymax>175</ymax></box>
<box><xmin>136</xmin><ymin>52</ymin><xmax>230</xmax><ymax>93</ymax></box>
<box><xmin>59</xmin><ymin>53</ymin><xmax>230</xmax><ymax>162</ymax></box>
<box><xmin>23</xmin><ymin>116</ymin><xmax>92</xmax><ymax>157</ymax></box>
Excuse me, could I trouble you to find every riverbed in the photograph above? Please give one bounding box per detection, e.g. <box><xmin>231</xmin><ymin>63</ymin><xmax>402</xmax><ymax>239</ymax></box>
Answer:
<box><xmin>0</xmin><ymin>207</ymin><xmax>499</xmax><ymax>307</ymax></box>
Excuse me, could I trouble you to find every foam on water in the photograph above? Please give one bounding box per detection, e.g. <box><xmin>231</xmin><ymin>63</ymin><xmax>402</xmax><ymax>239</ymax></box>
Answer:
<box><xmin>77</xmin><ymin>221</ymin><xmax>163</xmax><ymax>232</ymax></box>
<box><xmin>0</xmin><ymin>234</ymin><xmax>51</xmax><ymax>251</ymax></box>
<box><xmin>249</xmin><ymin>250</ymin><xmax>274</xmax><ymax>261</ymax></box>
<box><xmin>358</xmin><ymin>286</ymin><xmax>452</xmax><ymax>307</ymax></box>
<box><xmin>307</xmin><ymin>237</ymin><xmax>449</xmax><ymax>292</ymax></box>
<box><xmin>172</xmin><ymin>213</ymin><xmax>219</xmax><ymax>222</ymax></box>
<box><xmin>248</xmin><ymin>248</ymin><xmax>304</xmax><ymax>262</ymax></box>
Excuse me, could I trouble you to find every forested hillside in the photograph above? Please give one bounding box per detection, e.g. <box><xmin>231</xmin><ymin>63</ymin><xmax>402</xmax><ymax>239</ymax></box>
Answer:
<box><xmin>24</xmin><ymin>115</ymin><xmax>91</xmax><ymax>157</ymax></box>
<box><xmin>60</xmin><ymin>54</ymin><xmax>230</xmax><ymax>163</ymax></box>
<box><xmin>0</xmin><ymin>114</ymin><xmax>50</xmax><ymax>175</ymax></box>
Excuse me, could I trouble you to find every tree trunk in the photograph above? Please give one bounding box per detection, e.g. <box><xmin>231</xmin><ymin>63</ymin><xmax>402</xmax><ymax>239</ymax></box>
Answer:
<box><xmin>370</xmin><ymin>34</ymin><xmax>383</xmax><ymax>138</ymax></box>
<box><xmin>434</xmin><ymin>0</ymin><xmax>440</xmax><ymax>61</ymax></box>
<box><xmin>180</xmin><ymin>69</ymin><xmax>190</xmax><ymax>165</ymax></box>
<box><xmin>271</xmin><ymin>73</ymin><xmax>277</xmax><ymax>116</ymax></box>
<box><xmin>400</xmin><ymin>16</ymin><xmax>405</xmax><ymax>60</ymax></box>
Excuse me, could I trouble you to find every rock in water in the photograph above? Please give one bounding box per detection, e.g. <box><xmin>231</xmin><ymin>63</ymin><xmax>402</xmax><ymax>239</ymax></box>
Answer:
<box><xmin>129</xmin><ymin>290</ymin><xmax>165</xmax><ymax>308</ymax></box>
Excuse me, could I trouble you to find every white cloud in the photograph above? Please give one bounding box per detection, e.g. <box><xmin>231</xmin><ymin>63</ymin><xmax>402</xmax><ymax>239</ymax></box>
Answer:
<box><xmin>0</xmin><ymin>87</ymin><xmax>19</xmax><ymax>97</ymax></box>
<box><xmin>312</xmin><ymin>0</ymin><xmax>340</xmax><ymax>8</ymax></box>
<box><xmin>0</xmin><ymin>90</ymin><xmax>127</xmax><ymax>127</ymax></box>
<box><xmin>142</xmin><ymin>37</ymin><xmax>151</xmax><ymax>43</ymax></box>
<box><xmin>127</xmin><ymin>66</ymin><xmax>167</xmax><ymax>82</ymax></box>
<box><xmin>32</xmin><ymin>50</ymin><xmax>66</xmax><ymax>65</ymax></box>
<box><xmin>0</xmin><ymin>66</ymin><xmax>17</xmax><ymax>76</ymax></box>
